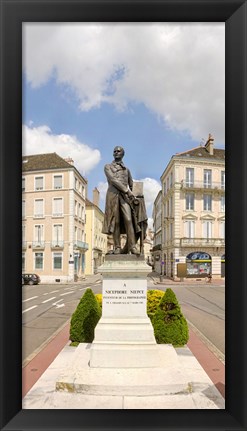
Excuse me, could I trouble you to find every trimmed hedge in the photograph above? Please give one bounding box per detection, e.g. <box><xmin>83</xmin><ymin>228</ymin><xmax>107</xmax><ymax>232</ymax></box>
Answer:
<box><xmin>70</xmin><ymin>288</ymin><xmax>101</xmax><ymax>344</ymax></box>
<box><xmin>152</xmin><ymin>288</ymin><xmax>189</xmax><ymax>347</ymax></box>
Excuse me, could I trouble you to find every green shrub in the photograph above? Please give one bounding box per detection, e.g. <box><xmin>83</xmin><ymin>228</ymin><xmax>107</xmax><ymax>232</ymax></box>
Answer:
<box><xmin>70</xmin><ymin>288</ymin><xmax>101</xmax><ymax>344</ymax></box>
<box><xmin>147</xmin><ymin>289</ymin><xmax>165</xmax><ymax>319</ymax></box>
<box><xmin>152</xmin><ymin>288</ymin><xmax>189</xmax><ymax>347</ymax></box>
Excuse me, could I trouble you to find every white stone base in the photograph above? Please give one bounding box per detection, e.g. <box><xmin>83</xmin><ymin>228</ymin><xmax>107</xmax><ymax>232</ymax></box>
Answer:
<box><xmin>90</xmin><ymin>316</ymin><xmax>167</xmax><ymax>368</ymax></box>
<box><xmin>56</xmin><ymin>343</ymin><xmax>185</xmax><ymax>396</ymax></box>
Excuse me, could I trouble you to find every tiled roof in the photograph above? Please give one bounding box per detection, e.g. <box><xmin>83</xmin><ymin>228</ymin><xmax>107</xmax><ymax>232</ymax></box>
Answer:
<box><xmin>175</xmin><ymin>146</ymin><xmax>225</xmax><ymax>160</ymax></box>
<box><xmin>22</xmin><ymin>153</ymin><xmax>73</xmax><ymax>171</ymax></box>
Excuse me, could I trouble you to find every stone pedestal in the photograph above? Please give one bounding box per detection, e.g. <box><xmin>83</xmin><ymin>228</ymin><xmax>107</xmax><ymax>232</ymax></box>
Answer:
<box><xmin>89</xmin><ymin>255</ymin><xmax>165</xmax><ymax>368</ymax></box>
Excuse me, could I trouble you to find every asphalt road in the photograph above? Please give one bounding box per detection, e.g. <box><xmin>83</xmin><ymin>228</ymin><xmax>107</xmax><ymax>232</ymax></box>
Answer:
<box><xmin>151</xmin><ymin>283</ymin><xmax>225</xmax><ymax>360</ymax></box>
<box><xmin>22</xmin><ymin>276</ymin><xmax>102</xmax><ymax>364</ymax></box>
<box><xmin>22</xmin><ymin>275</ymin><xmax>225</xmax><ymax>366</ymax></box>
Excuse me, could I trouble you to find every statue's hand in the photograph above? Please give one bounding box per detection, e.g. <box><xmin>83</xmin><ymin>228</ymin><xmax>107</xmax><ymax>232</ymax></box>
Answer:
<box><xmin>127</xmin><ymin>189</ymin><xmax>135</xmax><ymax>199</ymax></box>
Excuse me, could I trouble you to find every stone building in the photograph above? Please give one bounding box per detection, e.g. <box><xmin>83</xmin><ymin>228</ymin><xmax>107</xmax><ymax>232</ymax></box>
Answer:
<box><xmin>153</xmin><ymin>135</ymin><xmax>225</xmax><ymax>279</ymax></box>
<box><xmin>85</xmin><ymin>188</ymin><xmax>108</xmax><ymax>275</ymax></box>
<box><xmin>22</xmin><ymin>153</ymin><xmax>88</xmax><ymax>283</ymax></box>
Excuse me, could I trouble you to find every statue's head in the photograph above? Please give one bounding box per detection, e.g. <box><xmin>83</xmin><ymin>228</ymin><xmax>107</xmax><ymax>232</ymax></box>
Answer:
<box><xmin>113</xmin><ymin>146</ymin><xmax>125</xmax><ymax>159</ymax></box>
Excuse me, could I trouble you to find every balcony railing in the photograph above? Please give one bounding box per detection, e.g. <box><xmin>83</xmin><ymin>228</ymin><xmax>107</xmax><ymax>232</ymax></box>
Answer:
<box><xmin>74</xmin><ymin>240</ymin><xmax>89</xmax><ymax>251</ymax></box>
<box><xmin>181</xmin><ymin>180</ymin><xmax>225</xmax><ymax>192</ymax></box>
<box><xmin>51</xmin><ymin>241</ymin><xmax>64</xmax><ymax>249</ymax></box>
<box><xmin>180</xmin><ymin>238</ymin><xmax>225</xmax><ymax>247</ymax></box>
<box><xmin>32</xmin><ymin>241</ymin><xmax>45</xmax><ymax>249</ymax></box>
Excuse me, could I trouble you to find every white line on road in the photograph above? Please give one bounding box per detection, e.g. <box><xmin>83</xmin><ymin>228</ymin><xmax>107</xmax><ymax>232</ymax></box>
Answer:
<box><xmin>42</xmin><ymin>296</ymin><xmax>56</xmax><ymax>304</ymax></box>
<box><xmin>22</xmin><ymin>296</ymin><xmax>38</xmax><ymax>303</ymax></box>
<box><xmin>52</xmin><ymin>299</ymin><xmax>64</xmax><ymax>305</ymax></box>
<box><xmin>22</xmin><ymin>305</ymin><xmax>37</xmax><ymax>314</ymax></box>
<box><xmin>79</xmin><ymin>287</ymin><xmax>89</xmax><ymax>291</ymax></box>
<box><xmin>50</xmin><ymin>290</ymin><xmax>59</xmax><ymax>294</ymax></box>
<box><xmin>60</xmin><ymin>291</ymin><xmax>74</xmax><ymax>296</ymax></box>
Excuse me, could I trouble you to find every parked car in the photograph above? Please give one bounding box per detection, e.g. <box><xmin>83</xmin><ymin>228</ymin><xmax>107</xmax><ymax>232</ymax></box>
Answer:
<box><xmin>22</xmin><ymin>273</ymin><xmax>41</xmax><ymax>285</ymax></box>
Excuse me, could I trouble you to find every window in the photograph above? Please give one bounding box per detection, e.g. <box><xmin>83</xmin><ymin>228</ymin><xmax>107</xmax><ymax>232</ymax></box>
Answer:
<box><xmin>53</xmin><ymin>224</ymin><xmax>63</xmax><ymax>244</ymax></box>
<box><xmin>34</xmin><ymin>225</ymin><xmax>44</xmax><ymax>245</ymax></box>
<box><xmin>203</xmin><ymin>194</ymin><xmax>212</xmax><ymax>211</ymax></box>
<box><xmin>186</xmin><ymin>168</ymin><xmax>194</xmax><ymax>187</ymax></box>
<box><xmin>54</xmin><ymin>175</ymin><xmax>62</xmax><ymax>189</ymax></box>
<box><xmin>22</xmin><ymin>253</ymin><xmax>25</xmax><ymax>271</ymax></box>
<box><xmin>35</xmin><ymin>176</ymin><xmax>44</xmax><ymax>191</ymax></box>
<box><xmin>163</xmin><ymin>226</ymin><xmax>166</xmax><ymax>243</ymax></box>
<box><xmin>35</xmin><ymin>252</ymin><xmax>43</xmax><ymax>270</ymax></box>
<box><xmin>204</xmin><ymin>169</ymin><xmax>212</xmax><ymax>188</ymax></box>
<box><xmin>52</xmin><ymin>198</ymin><xmax>63</xmax><ymax>217</ymax></box>
<box><xmin>170</xmin><ymin>172</ymin><xmax>173</xmax><ymax>188</ymax></box>
<box><xmin>22</xmin><ymin>177</ymin><xmax>25</xmax><ymax>192</ymax></box>
<box><xmin>185</xmin><ymin>220</ymin><xmax>195</xmax><ymax>238</ymax></box>
<box><xmin>53</xmin><ymin>252</ymin><xmax>62</xmax><ymax>269</ymax></box>
<box><xmin>203</xmin><ymin>221</ymin><xmax>212</xmax><ymax>239</ymax></box>
<box><xmin>75</xmin><ymin>200</ymin><xmax>78</xmax><ymax>216</ymax></box>
<box><xmin>74</xmin><ymin>177</ymin><xmax>78</xmax><ymax>190</ymax></box>
<box><xmin>34</xmin><ymin>199</ymin><xmax>44</xmax><ymax>218</ymax></box>
<box><xmin>163</xmin><ymin>182</ymin><xmax>167</xmax><ymax>195</ymax></box>
<box><xmin>186</xmin><ymin>193</ymin><xmax>194</xmax><ymax>210</ymax></box>
<box><xmin>75</xmin><ymin>226</ymin><xmax>78</xmax><ymax>241</ymax></box>
<box><xmin>170</xmin><ymin>223</ymin><xmax>173</xmax><ymax>240</ymax></box>
<box><xmin>170</xmin><ymin>197</ymin><xmax>173</xmax><ymax>217</ymax></box>
<box><xmin>221</xmin><ymin>171</ymin><xmax>225</xmax><ymax>189</ymax></box>
<box><xmin>219</xmin><ymin>221</ymin><xmax>225</xmax><ymax>239</ymax></box>
<box><xmin>22</xmin><ymin>225</ymin><xmax>25</xmax><ymax>242</ymax></box>
<box><xmin>221</xmin><ymin>196</ymin><xmax>225</xmax><ymax>212</ymax></box>
<box><xmin>22</xmin><ymin>200</ymin><xmax>26</xmax><ymax>218</ymax></box>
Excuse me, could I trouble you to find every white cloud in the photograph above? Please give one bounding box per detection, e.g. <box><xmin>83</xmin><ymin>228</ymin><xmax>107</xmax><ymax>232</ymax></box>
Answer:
<box><xmin>141</xmin><ymin>177</ymin><xmax>161</xmax><ymax>214</ymax></box>
<box><xmin>23</xmin><ymin>23</ymin><xmax>225</xmax><ymax>143</ymax></box>
<box><xmin>22</xmin><ymin>124</ymin><xmax>101</xmax><ymax>176</ymax></box>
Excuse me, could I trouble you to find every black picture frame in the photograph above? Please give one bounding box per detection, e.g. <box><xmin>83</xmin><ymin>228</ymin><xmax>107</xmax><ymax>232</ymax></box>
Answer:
<box><xmin>0</xmin><ymin>0</ymin><xmax>246</xmax><ymax>430</ymax></box>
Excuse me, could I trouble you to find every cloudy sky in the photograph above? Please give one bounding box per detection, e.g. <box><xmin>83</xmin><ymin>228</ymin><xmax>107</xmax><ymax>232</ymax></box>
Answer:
<box><xmin>22</xmin><ymin>23</ymin><xmax>225</xmax><ymax>223</ymax></box>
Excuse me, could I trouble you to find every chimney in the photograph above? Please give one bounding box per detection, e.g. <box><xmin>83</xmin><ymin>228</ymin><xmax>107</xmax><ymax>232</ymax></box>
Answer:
<box><xmin>205</xmin><ymin>134</ymin><xmax>214</xmax><ymax>156</ymax></box>
<box><xmin>93</xmin><ymin>187</ymin><xmax>100</xmax><ymax>207</ymax></box>
<box><xmin>64</xmin><ymin>157</ymin><xmax>74</xmax><ymax>165</ymax></box>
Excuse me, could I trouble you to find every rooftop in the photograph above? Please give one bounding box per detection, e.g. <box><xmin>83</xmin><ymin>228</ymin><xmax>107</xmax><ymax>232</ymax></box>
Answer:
<box><xmin>22</xmin><ymin>153</ymin><xmax>73</xmax><ymax>171</ymax></box>
<box><xmin>175</xmin><ymin>146</ymin><xmax>225</xmax><ymax>160</ymax></box>
<box><xmin>22</xmin><ymin>152</ymin><xmax>87</xmax><ymax>183</ymax></box>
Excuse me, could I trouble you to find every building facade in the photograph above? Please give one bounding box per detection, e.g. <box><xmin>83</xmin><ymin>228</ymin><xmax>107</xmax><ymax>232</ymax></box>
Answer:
<box><xmin>85</xmin><ymin>188</ymin><xmax>108</xmax><ymax>275</ymax></box>
<box><xmin>22</xmin><ymin>153</ymin><xmax>89</xmax><ymax>283</ymax></box>
<box><xmin>152</xmin><ymin>190</ymin><xmax>163</xmax><ymax>274</ymax></box>
<box><xmin>154</xmin><ymin>135</ymin><xmax>225</xmax><ymax>279</ymax></box>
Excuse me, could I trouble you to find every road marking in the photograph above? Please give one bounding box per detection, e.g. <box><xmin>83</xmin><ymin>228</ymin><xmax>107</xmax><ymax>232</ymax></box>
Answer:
<box><xmin>54</xmin><ymin>303</ymin><xmax>65</xmax><ymax>309</ymax></box>
<box><xmin>22</xmin><ymin>305</ymin><xmax>37</xmax><ymax>314</ymax></box>
<box><xmin>52</xmin><ymin>299</ymin><xmax>65</xmax><ymax>308</ymax></box>
<box><xmin>79</xmin><ymin>287</ymin><xmax>88</xmax><ymax>291</ymax></box>
<box><xmin>22</xmin><ymin>296</ymin><xmax>38</xmax><ymax>303</ymax></box>
<box><xmin>64</xmin><ymin>287</ymin><xmax>76</xmax><ymax>290</ymax></box>
<box><xmin>42</xmin><ymin>296</ymin><xmax>56</xmax><ymax>304</ymax></box>
<box><xmin>43</xmin><ymin>292</ymin><xmax>50</xmax><ymax>296</ymax></box>
<box><xmin>52</xmin><ymin>299</ymin><xmax>64</xmax><ymax>305</ymax></box>
<box><xmin>60</xmin><ymin>291</ymin><xmax>74</xmax><ymax>296</ymax></box>
<box><xmin>50</xmin><ymin>290</ymin><xmax>59</xmax><ymax>294</ymax></box>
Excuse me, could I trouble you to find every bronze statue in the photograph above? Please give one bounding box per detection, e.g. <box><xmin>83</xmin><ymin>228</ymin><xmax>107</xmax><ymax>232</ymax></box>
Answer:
<box><xmin>102</xmin><ymin>146</ymin><xmax>148</xmax><ymax>255</ymax></box>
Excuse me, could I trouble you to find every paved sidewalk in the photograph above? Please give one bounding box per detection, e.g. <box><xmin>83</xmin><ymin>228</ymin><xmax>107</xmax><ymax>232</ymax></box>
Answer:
<box><xmin>149</xmin><ymin>271</ymin><xmax>225</xmax><ymax>286</ymax></box>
